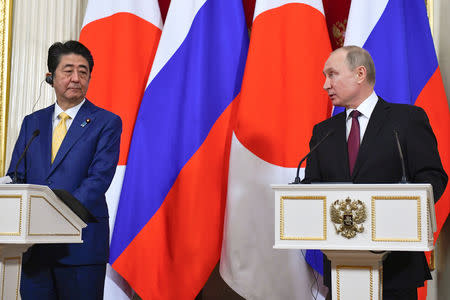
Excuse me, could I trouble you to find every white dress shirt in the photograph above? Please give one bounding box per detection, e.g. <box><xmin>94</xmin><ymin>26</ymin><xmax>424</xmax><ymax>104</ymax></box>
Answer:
<box><xmin>345</xmin><ymin>91</ymin><xmax>378</xmax><ymax>143</ymax></box>
<box><xmin>52</xmin><ymin>99</ymin><xmax>85</xmax><ymax>132</ymax></box>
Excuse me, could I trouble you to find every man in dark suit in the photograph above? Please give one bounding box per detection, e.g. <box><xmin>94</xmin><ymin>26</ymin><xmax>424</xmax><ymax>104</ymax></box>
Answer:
<box><xmin>7</xmin><ymin>41</ymin><xmax>122</xmax><ymax>299</ymax></box>
<box><xmin>304</xmin><ymin>46</ymin><xmax>447</xmax><ymax>299</ymax></box>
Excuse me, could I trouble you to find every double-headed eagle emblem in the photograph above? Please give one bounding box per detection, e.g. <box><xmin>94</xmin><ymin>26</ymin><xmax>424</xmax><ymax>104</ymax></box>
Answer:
<box><xmin>330</xmin><ymin>197</ymin><xmax>367</xmax><ymax>239</ymax></box>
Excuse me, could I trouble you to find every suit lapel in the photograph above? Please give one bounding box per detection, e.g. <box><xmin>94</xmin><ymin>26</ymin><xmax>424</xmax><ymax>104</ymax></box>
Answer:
<box><xmin>39</xmin><ymin>105</ymin><xmax>54</xmax><ymax>176</ymax></box>
<box><xmin>352</xmin><ymin>98</ymin><xmax>391</xmax><ymax>179</ymax></box>
<box><xmin>48</xmin><ymin>100</ymin><xmax>96</xmax><ymax>176</ymax></box>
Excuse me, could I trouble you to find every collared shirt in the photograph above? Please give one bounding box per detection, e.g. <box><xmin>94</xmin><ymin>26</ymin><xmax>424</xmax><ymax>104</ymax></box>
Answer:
<box><xmin>345</xmin><ymin>91</ymin><xmax>378</xmax><ymax>142</ymax></box>
<box><xmin>52</xmin><ymin>99</ymin><xmax>85</xmax><ymax>132</ymax></box>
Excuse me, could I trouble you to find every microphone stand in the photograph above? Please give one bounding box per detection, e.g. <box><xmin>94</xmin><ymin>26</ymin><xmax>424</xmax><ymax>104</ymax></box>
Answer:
<box><xmin>291</xmin><ymin>130</ymin><xmax>334</xmax><ymax>184</ymax></box>
<box><xmin>13</xmin><ymin>130</ymin><xmax>40</xmax><ymax>183</ymax></box>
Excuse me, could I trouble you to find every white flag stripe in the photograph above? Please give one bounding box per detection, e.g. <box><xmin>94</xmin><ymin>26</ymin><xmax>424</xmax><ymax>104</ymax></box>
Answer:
<box><xmin>105</xmin><ymin>166</ymin><xmax>126</xmax><ymax>243</ymax></box>
<box><xmin>220</xmin><ymin>134</ymin><xmax>325</xmax><ymax>299</ymax></box>
<box><xmin>147</xmin><ymin>0</ymin><xmax>207</xmax><ymax>85</ymax></box>
<box><xmin>82</xmin><ymin>0</ymin><xmax>163</xmax><ymax>29</ymax></box>
<box><xmin>344</xmin><ymin>0</ymin><xmax>389</xmax><ymax>47</ymax></box>
<box><xmin>103</xmin><ymin>264</ymin><xmax>133</xmax><ymax>300</ymax></box>
<box><xmin>104</xmin><ymin>166</ymin><xmax>132</xmax><ymax>300</ymax></box>
<box><xmin>254</xmin><ymin>0</ymin><xmax>324</xmax><ymax>21</ymax></box>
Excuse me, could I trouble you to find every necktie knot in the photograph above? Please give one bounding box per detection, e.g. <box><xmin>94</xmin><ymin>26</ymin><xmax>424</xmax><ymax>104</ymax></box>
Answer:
<box><xmin>350</xmin><ymin>110</ymin><xmax>361</xmax><ymax>119</ymax></box>
<box><xmin>58</xmin><ymin>112</ymin><xmax>70</xmax><ymax>121</ymax></box>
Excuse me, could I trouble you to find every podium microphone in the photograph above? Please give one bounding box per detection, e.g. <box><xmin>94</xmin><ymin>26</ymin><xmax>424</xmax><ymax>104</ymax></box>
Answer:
<box><xmin>393</xmin><ymin>130</ymin><xmax>408</xmax><ymax>183</ymax></box>
<box><xmin>291</xmin><ymin>129</ymin><xmax>334</xmax><ymax>184</ymax></box>
<box><xmin>13</xmin><ymin>129</ymin><xmax>40</xmax><ymax>184</ymax></box>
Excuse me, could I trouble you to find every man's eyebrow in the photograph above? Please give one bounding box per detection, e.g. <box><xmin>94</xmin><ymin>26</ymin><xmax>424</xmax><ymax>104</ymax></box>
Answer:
<box><xmin>62</xmin><ymin>64</ymin><xmax>88</xmax><ymax>70</ymax></box>
<box><xmin>323</xmin><ymin>67</ymin><xmax>336</xmax><ymax>74</ymax></box>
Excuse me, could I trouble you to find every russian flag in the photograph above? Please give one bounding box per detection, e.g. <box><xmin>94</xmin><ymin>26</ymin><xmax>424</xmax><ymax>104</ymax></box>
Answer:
<box><xmin>109</xmin><ymin>0</ymin><xmax>249</xmax><ymax>298</ymax></box>
<box><xmin>344</xmin><ymin>0</ymin><xmax>449</xmax><ymax>298</ymax></box>
<box><xmin>220</xmin><ymin>1</ymin><xmax>331</xmax><ymax>298</ymax></box>
<box><xmin>79</xmin><ymin>0</ymin><xmax>162</xmax><ymax>298</ymax></box>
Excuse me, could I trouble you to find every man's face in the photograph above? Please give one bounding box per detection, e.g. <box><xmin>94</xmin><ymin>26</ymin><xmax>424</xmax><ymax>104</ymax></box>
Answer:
<box><xmin>322</xmin><ymin>50</ymin><xmax>360</xmax><ymax>109</ymax></box>
<box><xmin>52</xmin><ymin>53</ymin><xmax>90</xmax><ymax>107</ymax></box>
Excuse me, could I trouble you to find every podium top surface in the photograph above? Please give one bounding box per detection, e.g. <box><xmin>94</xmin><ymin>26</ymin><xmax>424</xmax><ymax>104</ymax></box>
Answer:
<box><xmin>0</xmin><ymin>183</ymin><xmax>87</xmax><ymax>244</ymax></box>
<box><xmin>272</xmin><ymin>183</ymin><xmax>432</xmax><ymax>192</ymax></box>
<box><xmin>0</xmin><ymin>183</ymin><xmax>53</xmax><ymax>191</ymax></box>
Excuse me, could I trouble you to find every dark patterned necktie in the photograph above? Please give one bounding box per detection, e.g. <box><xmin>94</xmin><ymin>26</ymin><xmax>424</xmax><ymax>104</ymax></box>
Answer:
<box><xmin>348</xmin><ymin>110</ymin><xmax>361</xmax><ymax>176</ymax></box>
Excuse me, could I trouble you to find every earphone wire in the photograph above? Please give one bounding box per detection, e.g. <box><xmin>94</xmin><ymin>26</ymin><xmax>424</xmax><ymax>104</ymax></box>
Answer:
<box><xmin>32</xmin><ymin>79</ymin><xmax>46</xmax><ymax>112</ymax></box>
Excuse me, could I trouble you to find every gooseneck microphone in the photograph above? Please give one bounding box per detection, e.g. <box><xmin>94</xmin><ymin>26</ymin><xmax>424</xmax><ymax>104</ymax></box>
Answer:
<box><xmin>13</xmin><ymin>129</ymin><xmax>40</xmax><ymax>184</ymax></box>
<box><xmin>393</xmin><ymin>130</ymin><xmax>408</xmax><ymax>183</ymax></box>
<box><xmin>291</xmin><ymin>129</ymin><xmax>335</xmax><ymax>184</ymax></box>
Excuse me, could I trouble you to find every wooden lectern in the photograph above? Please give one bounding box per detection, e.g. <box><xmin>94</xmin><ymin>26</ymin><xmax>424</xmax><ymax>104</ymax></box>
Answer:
<box><xmin>0</xmin><ymin>184</ymin><xmax>87</xmax><ymax>300</ymax></box>
<box><xmin>272</xmin><ymin>183</ymin><xmax>435</xmax><ymax>300</ymax></box>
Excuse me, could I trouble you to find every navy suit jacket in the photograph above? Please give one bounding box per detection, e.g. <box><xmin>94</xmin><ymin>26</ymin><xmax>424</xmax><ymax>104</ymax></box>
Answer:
<box><xmin>304</xmin><ymin>98</ymin><xmax>448</xmax><ymax>289</ymax></box>
<box><xmin>8</xmin><ymin>99</ymin><xmax>122</xmax><ymax>265</ymax></box>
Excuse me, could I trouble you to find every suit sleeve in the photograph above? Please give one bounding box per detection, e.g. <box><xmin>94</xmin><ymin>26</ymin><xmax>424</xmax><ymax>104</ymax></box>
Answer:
<box><xmin>71</xmin><ymin>114</ymin><xmax>122</xmax><ymax>216</ymax></box>
<box><xmin>406</xmin><ymin>107</ymin><xmax>448</xmax><ymax>202</ymax></box>
<box><xmin>303</xmin><ymin>124</ymin><xmax>322</xmax><ymax>183</ymax></box>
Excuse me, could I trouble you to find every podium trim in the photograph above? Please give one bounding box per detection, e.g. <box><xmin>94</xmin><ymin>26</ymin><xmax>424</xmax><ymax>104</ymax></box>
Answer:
<box><xmin>380</xmin><ymin>266</ymin><xmax>383</xmax><ymax>298</ymax></box>
<box><xmin>336</xmin><ymin>265</ymin><xmax>373</xmax><ymax>300</ymax></box>
<box><xmin>280</xmin><ymin>196</ymin><xmax>327</xmax><ymax>240</ymax></box>
<box><xmin>371</xmin><ymin>196</ymin><xmax>421</xmax><ymax>242</ymax></box>
<box><xmin>0</xmin><ymin>195</ymin><xmax>22</xmax><ymax>236</ymax></box>
<box><xmin>1</xmin><ymin>256</ymin><xmax>20</xmax><ymax>300</ymax></box>
<box><xmin>27</xmin><ymin>196</ymin><xmax>80</xmax><ymax>236</ymax></box>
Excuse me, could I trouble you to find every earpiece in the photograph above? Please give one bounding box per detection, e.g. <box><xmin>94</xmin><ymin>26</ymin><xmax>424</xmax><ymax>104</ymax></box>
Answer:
<box><xmin>45</xmin><ymin>73</ymin><xmax>53</xmax><ymax>85</ymax></box>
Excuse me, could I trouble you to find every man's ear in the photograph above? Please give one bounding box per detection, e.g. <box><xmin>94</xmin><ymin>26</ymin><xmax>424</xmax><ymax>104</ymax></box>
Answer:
<box><xmin>355</xmin><ymin>66</ymin><xmax>367</xmax><ymax>84</ymax></box>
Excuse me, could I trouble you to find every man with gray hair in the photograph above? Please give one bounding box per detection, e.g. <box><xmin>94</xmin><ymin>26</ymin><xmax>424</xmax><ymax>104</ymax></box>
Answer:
<box><xmin>303</xmin><ymin>46</ymin><xmax>447</xmax><ymax>299</ymax></box>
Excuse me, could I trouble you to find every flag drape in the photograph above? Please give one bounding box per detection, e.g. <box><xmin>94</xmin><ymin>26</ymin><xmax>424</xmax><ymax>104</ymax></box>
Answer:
<box><xmin>78</xmin><ymin>1</ymin><xmax>448</xmax><ymax>299</ymax></box>
<box><xmin>220</xmin><ymin>1</ymin><xmax>332</xmax><ymax>298</ymax></box>
<box><xmin>110</xmin><ymin>0</ymin><xmax>249</xmax><ymax>298</ymax></box>
<box><xmin>79</xmin><ymin>1</ymin><xmax>163</xmax><ymax>298</ymax></box>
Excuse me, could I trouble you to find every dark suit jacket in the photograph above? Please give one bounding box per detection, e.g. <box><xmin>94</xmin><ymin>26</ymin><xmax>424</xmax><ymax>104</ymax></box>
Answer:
<box><xmin>304</xmin><ymin>98</ymin><xmax>448</xmax><ymax>289</ymax></box>
<box><xmin>8</xmin><ymin>99</ymin><xmax>122</xmax><ymax>265</ymax></box>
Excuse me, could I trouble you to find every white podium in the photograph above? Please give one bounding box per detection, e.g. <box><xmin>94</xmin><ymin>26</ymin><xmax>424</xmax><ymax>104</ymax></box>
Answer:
<box><xmin>0</xmin><ymin>184</ymin><xmax>86</xmax><ymax>300</ymax></box>
<box><xmin>272</xmin><ymin>183</ymin><xmax>436</xmax><ymax>300</ymax></box>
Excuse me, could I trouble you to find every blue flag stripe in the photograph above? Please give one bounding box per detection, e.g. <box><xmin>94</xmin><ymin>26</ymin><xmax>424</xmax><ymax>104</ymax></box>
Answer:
<box><xmin>332</xmin><ymin>0</ymin><xmax>437</xmax><ymax>117</ymax></box>
<box><xmin>365</xmin><ymin>0</ymin><xmax>437</xmax><ymax>104</ymax></box>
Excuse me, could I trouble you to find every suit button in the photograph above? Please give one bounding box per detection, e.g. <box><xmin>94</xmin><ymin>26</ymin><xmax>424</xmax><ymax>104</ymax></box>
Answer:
<box><xmin>47</xmin><ymin>180</ymin><xmax>52</xmax><ymax>185</ymax></box>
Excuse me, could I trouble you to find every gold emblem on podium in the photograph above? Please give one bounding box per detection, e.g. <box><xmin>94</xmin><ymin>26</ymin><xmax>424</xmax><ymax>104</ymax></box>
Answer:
<box><xmin>331</xmin><ymin>197</ymin><xmax>367</xmax><ymax>239</ymax></box>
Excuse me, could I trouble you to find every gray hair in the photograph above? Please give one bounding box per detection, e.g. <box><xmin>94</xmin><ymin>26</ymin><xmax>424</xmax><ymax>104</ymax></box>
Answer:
<box><xmin>341</xmin><ymin>46</ymin><xmax>376</xmax><ymax>85</ymax></box>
